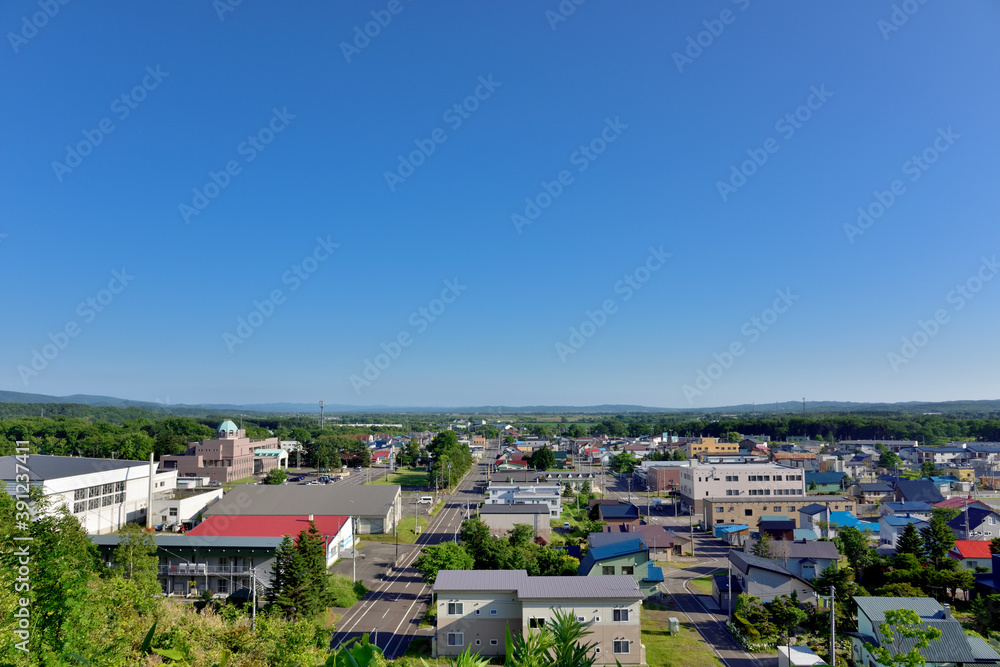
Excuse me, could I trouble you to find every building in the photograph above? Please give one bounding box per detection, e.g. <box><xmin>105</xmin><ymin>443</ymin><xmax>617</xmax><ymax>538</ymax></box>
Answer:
<box><xmin>202</xmin><ymin>484</ymin><xmax>401</xmax><ymax>534</ymax></box>
<box><xmin>187</xmin><ymin>514</ymin><xmax>353</xmax><ymax>565</ymax></box>
<box><xmin>577</xmin><ymin>538</ymin><xmax>662</xmax><ymax>597</ymax></box>
<box><xmin>92</xmin><ymin>532</ymin><xmax>281</xmax><ymax>597</ymax></box>
<box><xmin>947</xmin><ymin>506</ymin><xmax>1000</xmax><ymax>541</ymax></box>
<box><xmin>893</xmin><ymin>479</ymin><xmax>945</xmax><ymax>505</ymax></box>
<box><xmin>770</xmin><ymin>452</ymin><xmax>817</xmax><ymax>472</ymax></box>
<box><xmin>485</xmin><ymin>484</ymin><xmax>562</xmax><ymax>519</ymax></box>
<box><xmin>879</xmin><ymin>515</ymin><xmax>928</xmax><ymax>548</ymax></box>
<box><xmin>590</xmin><ymin>525</ymin><xmax>688</xmax><ymax>560</ymax></box>
<box><xmin>685</xmin><ymin>437</ymin><xmax>740</xmax><ymax>459</ymax></box>
<box><xmin>949</xmin><ymin>541</ymin><xmax>994</xmax><ymax>573</ymax></box>
<box><xmin>150</xmin><ymin>486</ymin><xmax>224</xmax><ymax>531</ymax></box>
<box><xmin>433</xmin><ymin>570</ymin><xmax>644</xmax><ymax>665</ymax></box>
<box><xmin>160</xmin><ymin>421</ymin><xmax>285</xmax><ymax>484</ymax></box>
<box><xmin>701</xmin><ymin>495</ymin><xmax>856</xmax><ymax>530</ymax></box>
<box><xmin>478</xmin><ymin>504</ymin><xmax>551</xmax><ymax>542</ymax></box>
<box><xmin>1</xmin><ymin>454</ymin><xmax>177</xmax><ymax>534</ymax></box>
<box><xmin>681</xmin><ymin>462</ymin><xmax>806</xmax><ymax>516</ymax></box>
<box><xmin>634</xmin><ymin>461</ymin><xmax>688</xmax><ymax>492</ymax></box>
<box><xmin>597</xmin><ymin>503</ymin><xmax>640</xmax><ymax>526</ymax></box>
<box><xmin>727</xmin><ymin>550</ymin><xmax>815</xmax><ymax>603</ymax></box>
<box><xmin>850</xmin><ymin>597</ymin><xmax>1000</xmax><ymax>666</ymax></box>
<box><xmin>879</xmin><ymin>501</ymin><xmax>934</xmax><ymax>520</ymax></box>
<box><xmin>846</xmin><ymin>482</ymin><xmax>894</xmax><ymax>504</ymax></box>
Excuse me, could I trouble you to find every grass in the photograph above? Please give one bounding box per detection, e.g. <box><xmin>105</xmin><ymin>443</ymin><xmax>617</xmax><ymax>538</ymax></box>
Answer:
<box><xmin>418</xmin><ymin>602</ymin><xmax>437</xmax><ymax>629</ymax></box>
<box><xmin>642</xmin><ymin>608</ymin><xmax>723</xmax><ymax>667</ymax></box>
<box><xmin>369</xmin><ymin>466</ymin><xmax>430</xmax><ymax>487</ymax></box>
<box><xmin>221</xmin><ymin>476</ymin><xmax>257</xmax><ymax>491</ymax></box>
<box><xmin>429</xmin><ymin>501</ymin><xmax>445</xmax><ymax>517</ymax></box>
<box><xmin>687</xmin><ymin>569</ymin><xmax>722</xmax><ymax>595</ymax></box>
<box><xmin>327</xmin><ymin>574</ymin><xmax>368</xmax><ymax>608</ymax></box>
<box><xmin>355</xmin><ymin>516</ymin><xmax>430</xmax><ymax>544</ymax></box>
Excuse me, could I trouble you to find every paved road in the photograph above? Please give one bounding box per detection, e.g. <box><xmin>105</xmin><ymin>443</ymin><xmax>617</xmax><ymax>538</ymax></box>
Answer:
<box><xmin>328</xmin><ymin>449</ymin><xmax>495</xmax><ymax>659</ymax></box>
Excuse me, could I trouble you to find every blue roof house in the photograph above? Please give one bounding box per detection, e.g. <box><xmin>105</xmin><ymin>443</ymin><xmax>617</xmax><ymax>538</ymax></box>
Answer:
<box><xmin>578</xmin><ymin>537</ymin><xmax>662</xmax><ymax>597</ymax></box>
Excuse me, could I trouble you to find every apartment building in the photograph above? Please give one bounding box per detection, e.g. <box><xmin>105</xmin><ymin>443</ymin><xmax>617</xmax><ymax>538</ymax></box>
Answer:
<box><xmin>702</xmin><ymin>495</ymin><xmax>858</xmax><ymax>529</ymax></box>
<box><xmin>685</xmin><ymin>437</ymin><xmax>740</xmax><ymax>459</ymax></box>
<box><xmin>680</xmin><ymin>462</ymin><xmax>806</xmax><ymax>516</ymax></box>
<box><xmin>433</xmin><ymin>570</ymin><xmax>644</xmax><ymax>665</ymax></box>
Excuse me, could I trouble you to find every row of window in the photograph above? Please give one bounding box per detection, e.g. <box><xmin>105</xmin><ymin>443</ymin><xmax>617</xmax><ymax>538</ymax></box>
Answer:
<box><xmin>72</xmin><ymin>482</ymin><xmax>126</xmax><ymax>514</ymax></box>
<box><xmin>601</xmin><ymin>565</ymin><xmax>634</xmax><ymax>576</ymax></box>
<box><xmin>448</xmin><ymin>604</ymin><xmax>632</xmax><ymax>623</ymax></box>
<box><xmin>446</xmin><ymin>634</ymin><xmax>631</xmax><ymax>654</ymax></box>
<box><xmin>721</xmin><ymin>505</ymin><xmax>843</xmax><ymax>514</ymax></box>
<box><xmin>447</xmin><ymin>602</ymin><xmax>499</xmax><ymax>617</ymax></box>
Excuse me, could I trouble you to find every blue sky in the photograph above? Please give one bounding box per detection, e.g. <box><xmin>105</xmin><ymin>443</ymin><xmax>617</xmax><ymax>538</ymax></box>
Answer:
<box><xmin>3</xmin><ymin>1</ymin><xmax>998</xmax><ymax>409</ymax></box>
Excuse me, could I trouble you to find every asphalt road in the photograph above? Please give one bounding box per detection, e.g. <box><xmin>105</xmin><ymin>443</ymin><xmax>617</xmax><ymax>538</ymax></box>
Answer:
<box><xmin>328</xmin><ymin>450</ymin><xmax>495</xmax><ymax>659</ymax></box>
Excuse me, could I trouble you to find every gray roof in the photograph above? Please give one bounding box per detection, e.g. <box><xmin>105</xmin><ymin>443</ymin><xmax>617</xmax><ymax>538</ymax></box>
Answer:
<box><xmin>90</xmin><ymin>534</ymin><xmax>283</xmax><ymax>550</ymax></box>
<box><xmin>798</xmin><ymin>503</ymin><xmax>829</xmax><ymax>515</ymax></box>
<box><xmin>0</xmin><ymin>455</ymin><xmax>150</xmax><ymax>481</ymax></box>
<box><xmin>729</xmin><ymin>550</ymin><xmax>802</xmax><ymax>582</ymax></box>
<box><xmin>202</xmin><ymin>484</ymin><xmax>400</xmax><ymax>519</ymax></box>
<box><xmin>782</xmin><ymin>540</ymin><xmax>840</xmax><ymax>560</ymax></box>
<box><xmin>479</xmin><ymin>504</ymin><xmax>549</xmax><ymax>516</ymax></box>
<box><xmin>854</xmin><ymin>597</ymin><xmax>979</xmax><ymax>664</ymax></box>
<box><xmin>433</xmin><ymin>570</ymin><xmax>641</xmax><ymax>601</ymax></box>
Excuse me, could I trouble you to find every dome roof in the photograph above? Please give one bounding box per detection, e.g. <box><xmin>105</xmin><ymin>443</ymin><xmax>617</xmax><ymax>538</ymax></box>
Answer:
<box><xmin>218</xmin><ymin>420</ymin><xmax>239</xmax><ymax>434</ymax></box>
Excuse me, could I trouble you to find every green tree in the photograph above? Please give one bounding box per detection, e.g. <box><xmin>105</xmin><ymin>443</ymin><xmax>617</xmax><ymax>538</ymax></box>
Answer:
<box><xmin>529</xmin><ymin>445</ymin><xmax>556</xmax><ymax>471</ymax></box>
<box><xmin>566</xmin><ymin>424</ymin><xmax>586</xmax><ymax>438</ymax></box>
<box><xmin>413</xmin><ymin>542</ymin><xmax>475</xmax><ymax>584</ymax></box>
<box><xmin>931</xmin><ymin>506</ymin><xmax>961</xmax><ymax>523</ymax></box>
<box><xmin>263</xmin><ymin>467</ymin><xmax>288</xmax><ymax>485</ymax></box>
<box><xmin>835</xmin><ymin>526</ymin><xmax>876</xmax><ymax>581</ymax></box>
<box><xmin>920</xmin><ymin>461</ymin><xmax>941</xmax><ymax>478</ymax></box>
<box><xmin>864</xmin><ymin>608</ymin><xmax>942</xmax><ymax>667</ymax></box>
<box><xmin>920</xmin><ymin>514</ymin><xmax>956</xmax><ymax>570</ymax></box>
<box><xmin>725</xmin><ymin>431</ymin><xmax>742</xmax><ymax>444</ymax></box>
<box><xmin>672</xmin><ymin>448</ymin><xmax>687</xmax><ymax>461</ymax></box>
<box><xmin>111</xmin><ymin>523</ymin><xmax>161</xmax><ymax>604</ymax></box>
<box><xmin>990</xmin><ymin>537</ymin><xmax>1000</xmax><ymax>554</ymax></box>
<box><xmin>509</xmin><ymin>524</ymin><xmax>534</xmax><ymax>549</ymax></box>
<box><xmin>484</xmin><ymin>426</ymin><xmax>500</xmax><ymax>439</ymax></box>
<box><xmin>750</xmin><ymin>532</ymin><xmax>773</xmax><ymax>559</ymax></box>
<box><xmin>269</xmin><ymin>521</ymin><xmax>329</xmax><ymax>618</ymax></box>
<box><xmin>895</xmin><ymin>522</ymin><xmax>924</xmax><ymax>559</ymax></box>
<box><xmin>769</xmin><ymin>595</ymin><xmax>807</xmax><ymax>656</ymax></box>
<box><xmin>610</xmin><ymin>451</ymin><xmax>638</xmax><ymax>474</ymax></box>
<box><xmin>548</xmin><ymin>607</ymin><xmax>600</xmax><ymax>667</ymax></box>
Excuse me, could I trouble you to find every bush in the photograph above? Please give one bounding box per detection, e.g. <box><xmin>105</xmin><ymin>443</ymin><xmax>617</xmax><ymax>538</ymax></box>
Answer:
<box><xmin>327</xmin><ymin>573</ymin><xmax>366</xmax><ymax>608</ymax></box>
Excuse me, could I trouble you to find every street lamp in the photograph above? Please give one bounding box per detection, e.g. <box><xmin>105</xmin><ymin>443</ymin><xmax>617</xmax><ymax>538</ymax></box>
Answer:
<box><xmin>814</xmin><ymin>585</ymin><xmax>836</xmax><ymax>666</ymax></box>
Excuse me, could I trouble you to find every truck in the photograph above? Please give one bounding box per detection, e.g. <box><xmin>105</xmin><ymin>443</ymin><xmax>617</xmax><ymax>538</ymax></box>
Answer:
<box><xmin>652</xmin><ymin>498</ymin><xmax>663</xmax><ymax>510</ymax></box>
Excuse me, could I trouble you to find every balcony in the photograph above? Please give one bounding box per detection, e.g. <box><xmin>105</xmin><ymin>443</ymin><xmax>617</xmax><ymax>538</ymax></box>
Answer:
<box><xmin>159</xmin><ymin>565</ymin><xmax>255</xmax><ymax>576</ymax></box>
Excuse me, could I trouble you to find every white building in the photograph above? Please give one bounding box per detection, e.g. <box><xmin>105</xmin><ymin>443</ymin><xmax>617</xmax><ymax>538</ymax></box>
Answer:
<box><xmin>485</xmin><ymin>483</ymin><xmax>562</xmax><ymax>519</ymax></box>
<box><xmin>680</xmin><ymin>461</ymin><xmax>806</xmax><ymax>516</ymax></box>
<box><xmin>1</xmin><ymin>455</ymin><xmax>177</xmax><ymax>534</ymax></box>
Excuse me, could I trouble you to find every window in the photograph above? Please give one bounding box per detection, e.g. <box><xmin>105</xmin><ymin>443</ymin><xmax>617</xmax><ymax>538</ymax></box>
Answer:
<box><xmin>577</xmin><ymin>616</ymin><xmax>586</xmax><ymax>623</ymax></box>
<box><xmin>787</xmin><ymin>507</ymin><xmax>795</xmax><ymax>512</ymax></box>
<box><xmin>774</xmin><ymin>475</ymin><xmax>782</xmax><ymax>481</ymax></box>
<box><xmin>613</xmin><ymin>640</ymin><xmax>630</xmax><ymax>654</ymax></box>
<box><xmin>447</xmin><ymin>602</ymin><xmax>464</xmax><ymax>615</ymax></box>
<box><xmin>475</xmin><ymin>640</ymin><xmax>481</xmax><ymax>646</ymax></box>
<box><xmin>475</xmin><ymin>609</ymin><xmax>480</xmax><ymax>615</ymax></box>
<box><xmin>621</xmin><ymin>566</ymin><xmax>634</xmax><ymax>576</ymax></box>
<box><xmin>529</xmin><ymin>618</ymin><xmax>546</xmax><ymax>629</ymax></box>
<box><xmin>490</xmin><ymin>640</ymin><xmax>498</xmax><ymax>646</ymax></box>
<box><xmin>745</xmin><ymin>509</ymin><xmax>753</xmax><ymax>516</ymax></box>
<box><xmin>490</xmin><ymin>609</ymin><xmax>498</xmax><ymax>616</ymax></box>
<box><xmin>602</xmin><ymin>566</ymin><xmax>615</xmax><ymax>575</ymax></box>
<box><xmin>773</xmin><ymin>507</ymin><xmax>781</xmax><ymax>512</ymax></box>
<box><xmin>169</xmin><ymin>508</ymin><xmax>178</xmax><ymax>517</ymax></box>
<box><xmin>613</xmin><ymin>608</ymin><xmax>630</xmax><ymax>622</ymax></box>
<box><xmin>447</xmin><ymin>633</ymin><xmax>463</xmax><ymax>647</ymax></box>
<box><xmin>217</xmin><ymin>579</ymin><xmax>229</xmax><ymax>593</ymax></box>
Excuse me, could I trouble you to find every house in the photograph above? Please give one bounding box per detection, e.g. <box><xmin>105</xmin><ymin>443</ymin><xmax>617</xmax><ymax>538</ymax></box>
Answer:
<box><xmin>880</xmin><ymin>501</ymin><xmax>933</xmax><ymax>520</ymax></box>
<box><xmin>598</xmin><ymin>503</ymin><xmax>641</xmax><ymax>526</ymax></box>
<box><xmin>1</xmin><ymin>454</ymin><xmax>178</xmax><ymax>535</ymax></box>
<box><xmin>797</xmin><ymin>503</ymin><xmax>832</xmax><ymax>538</ymax></box>
<box><xmin>160</xmin><ymin>420</ymin><xmax>286</xmax><ymax>484</ymax></box>
<box><xmin>770</xmin><ymin>452</ymin><xmax>817</xmax><ymax>472</ymax></box>
<box><xmin>578</xmin><ymin>537</ymin><xmax>662</xmax><ymax>597</ymax></box>
<box><xmin>894</xmin><ymin>479</ymin><xmax>945</xmax><ymax>505</ymax></box>
<box><xmin>727</xmin><ymin>550</ymin><xmax>815</xmax><ymax>603</ymax></box>
<box><xmin>947</xmin><ymin>506</ymin><xmax>1000</xmax><ymax>541</ymax></box>
<box><xmin>634</xmin><ymin>461</ymin><xmax>688</xmax><ymax>492</ymax></box>
<box><xmin>591</xmin><ymin>525</ymin><xmax>688</xmax><ymax>560</ymax></box>
<box><xmin>879</xmin><ymin>515</ymin><xmax>928</xmax><ymax>548</ymax></box>
<box><xmin>828</xmin><ymin>512</ymin><xmax>878</xmax><ymax>537</ymax></box>
<box><xmin>847</xmin><ymin>482</ymin><xmax>894</xmax><ymax>503</ymax></box>
<box><xmin>758</xmin><ymin>518</ymin><xmax>796</xmax><ymax>541</ymax></box>
<box><xmin>715</xmin><ymin>523</ymin><xmax>751</xmax><ymax>547</ymax></box>
<box><xmin>478</xmin><ymin>504</ymin><xmax>551</xmax><ymax>542</ymax></box>
<box><xmin>934</xmin><ymin>497</ymin><xmax>991</xmax><ymax>512</ymax></box>
<box><xmin>850</xmin><ymin>596</ymin><xmax>1000</xmax><ymax>666</ymax></box>
<box><xmin>187</xmin><ymin>514</ymin><xmax>352</xmax><ymax>566</ymax></box>
<box><xmin>778</xmin><ymin>645</ymin><xmax>826</xmax><ymax>667</ymax></box>
<box><xmin>684</xmin><ymin>437</ymin><xmax>742</xmax><ymax>459</ymax></box>
<box><xmin>949</xmin><ymin>541</ymin><xmax>994</xmax><ymax>573</ymax></box>
<box><xmin>201</xmin><ymin>484</ymin><xmax>401</xmax><ymax>534</ymax></box>
<box><xmin>743</xmin><ymin>539</ymin><xmax>839</xmax><ymax>581</ymax></box>
<box><xmin>485</xmin><ymin>484</ymin><xmax>562</xmax><ymax>519</ymax></box>
<box><xmin>433</xmin><ymin>570</ymin><xmax>645</xmax><ymax>665</ymax></box>
<box><xmin>151</xmin><ymin>486</ymin><xmax>224</xmax><ymax>531</ymax></box>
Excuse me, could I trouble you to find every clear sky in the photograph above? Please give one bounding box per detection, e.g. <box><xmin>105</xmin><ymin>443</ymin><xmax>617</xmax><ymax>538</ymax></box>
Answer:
<box><xmin>3</xmin><ymin>1</ymin><xmax>999</xmax><ymax>409</ymax></box>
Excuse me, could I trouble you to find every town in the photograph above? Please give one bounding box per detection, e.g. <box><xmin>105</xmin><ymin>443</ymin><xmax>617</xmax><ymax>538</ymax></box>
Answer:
<box><xmin>6</xmin><ymin>406</ymin><xmax>1000</xmax><ymax>666</ymax></box>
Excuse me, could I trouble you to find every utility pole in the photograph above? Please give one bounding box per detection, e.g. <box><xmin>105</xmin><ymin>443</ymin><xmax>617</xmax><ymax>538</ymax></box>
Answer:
<box><xmin>352</xmin><ymin>517</ymin><xmax>358</xmax><ymax>583</ymax></box>
<box><xmin>251</xmin><ymin>567</ymin><xmax>257</xmax><ymax>630</ymax></box>
<box><xmin>830</xmin><ymin>584</ymin><xmax>836</xmax><ymax>667</ymax></box>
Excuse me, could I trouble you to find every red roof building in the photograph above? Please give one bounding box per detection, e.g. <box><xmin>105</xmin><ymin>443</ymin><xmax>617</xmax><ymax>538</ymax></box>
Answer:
<box><xmin>934</xmin><ymin>497</ymin><xmax>991</xmax><ymax>511</ymax></box>
<box><xmin>187</xmin><ymin>514</ymin><xmax>353</xmax><ymax>567</ymax></box>
<box><xmin>949</xmin><ymin>540</ymin><xmax>994</xmax><ymax>573</ymax></box>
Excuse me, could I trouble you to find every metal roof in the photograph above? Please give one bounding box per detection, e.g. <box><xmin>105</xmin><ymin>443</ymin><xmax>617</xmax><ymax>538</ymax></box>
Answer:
<box><xmin>479</xmin><ymin>504</ymin><xmax>549</xmax><ymax>515</ymax></box>
<box><xmin>883</xmin><ymin>501</ymin><xmax>933</xmax><ymax>512</ymax></box>
<box><xmin>0</xmin><ymin>455</ymin><xmax>150</xmax><ymax>481</ymax></box>
<box><xmin>578</xmin><ymin>538</ymin><xmax>646</xmax><ymax>575</ymax></box>
<box><xmin>798</xmin><ymin>503</ymin><xmax>829</xmax><ymax>515</ymax></box>
<box><xmin>433</xmin><ymin>570</ymin><xmax>642</xmax><ymax>601</ymax></box>
<box><xmin>854</xmin><ymin>597</ymin><xmax>978</xmax><ymax>664</ymax></box>
<box><xmin>202</xmin><ymin>484</ymin><xmax>400</xmax><ymax>519</ymax></box>
<box><xmin>895</xmin><ymin>479</ymin><xmax>945</xmax><ymax>504</ymax></box>
<box><xmin>90</xmin><ymin>534</ymin><xmax>283</xmax><ymax>549</ymax></box>
<box><xmin>187</xmin><ymin>514</ymin><xmax>347</xmax><ymax>538</ymax></box>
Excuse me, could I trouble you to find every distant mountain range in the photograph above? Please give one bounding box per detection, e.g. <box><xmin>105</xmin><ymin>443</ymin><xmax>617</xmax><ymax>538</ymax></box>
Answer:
<box><xmin>1</xmin><ymin>390</ymin><xmax>999</xmax><ymax>416</ymax></box>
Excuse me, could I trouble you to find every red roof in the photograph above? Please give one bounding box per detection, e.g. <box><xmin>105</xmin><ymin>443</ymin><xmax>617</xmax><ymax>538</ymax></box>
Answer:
<box><xmin>187</xmin><ymin>514</ymin><xmax>348</xmax><ymax>538</ymax></box>
<box><xmin>934</xmin><ymin>497</ymin><xmax>990</xmax><ymax>510</ymax></box>
<box><xmin>951</xmin><ymin>540</ymin><xmax>993</xmax><ymax>559</ymax></box>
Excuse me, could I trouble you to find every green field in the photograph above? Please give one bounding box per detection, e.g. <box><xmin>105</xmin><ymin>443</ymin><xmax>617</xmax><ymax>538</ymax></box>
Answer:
<box><xmin>642</xmin><ymin>609</ymin><xmax>723</xmax><ymax>667</ymax></box>
<box><xmin>369</xmin><ymin>466</ymin><xmax>430</xmax><ymax>487</ymax></box>
<box><xmin>221</xmin><ymin>476</ymin><xmax>257</xmax><ymax>491</ymax></box>
<box><xmin>355</xmin><ymin>516</ymin><xmax>429</xmax><ymax>545</ymax></box>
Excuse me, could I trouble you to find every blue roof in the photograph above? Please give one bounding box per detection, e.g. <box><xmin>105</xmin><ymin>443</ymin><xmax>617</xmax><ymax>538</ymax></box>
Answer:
<box><xmin>794</xmin><ymin>528</ymin><xmax>819</xmax><ymax>540</ymax></box>
<box><xmin>806</xmin><ymin>472</ymin><xmax>846</xmax><ymax>485</ymax></box>
<box><xmin>760</xmin><ymin>515</ymin><xmax>789</xmax><ymax>522</ymax></box>
<box><xmin>883</xmin><ymin>501</ymin><xmax>932</xmax><ymax>512</ymax></box>
<box><xmin>929</xmin><ymin>475</ymin><xmax>959</xmax><ymax>483</ymax></box>
<box><xmin>644</xmin><ymin>564</ymin><xmax>664</xmax><ymax>583</ymax></box>
<box><xmin>948</xmin><ymin>506</ymin><xmax>1000</xmax><ymax>531</ymax></box>
<box><xmin>600</xmin><ymin>505</ymin><xmax>640</xmax><ymax>520</ymax></box>
<box><xmin>882</xmin><ymin>515</ymin><xmax>927</xmax><ymax>527</ymax></box>
<box><xmin>830</xmin><ymin>511</ymin><xmax>877</xmax><ymax>532</ymax></box>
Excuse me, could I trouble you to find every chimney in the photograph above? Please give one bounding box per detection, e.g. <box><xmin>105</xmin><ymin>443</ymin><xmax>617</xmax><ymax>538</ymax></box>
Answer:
<box><xmin>309</xmin><ymin>514</ymin><xmax>314</xmax><ymax>521</ymax></box>
<box><xmin>943</xmin><ymin>603</ymin><xmax>951</xmax><ymax>618</ymax></box>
